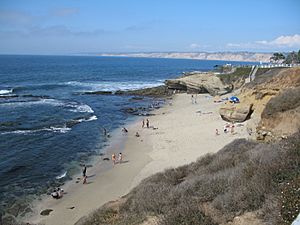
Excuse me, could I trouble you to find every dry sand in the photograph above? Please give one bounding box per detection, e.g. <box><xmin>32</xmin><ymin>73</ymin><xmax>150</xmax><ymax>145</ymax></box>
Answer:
<box><xmin>26</xmin><ymin>93</ymin><xmax>250</xmax><ymax>225</ymax></box>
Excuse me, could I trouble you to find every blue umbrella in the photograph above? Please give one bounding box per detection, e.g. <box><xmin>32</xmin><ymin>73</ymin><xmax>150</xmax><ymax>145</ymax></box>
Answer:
<box><xmin>230</xmin><ymin>96</ymin><xmax>240</xmax><ymax>103</ymax></box>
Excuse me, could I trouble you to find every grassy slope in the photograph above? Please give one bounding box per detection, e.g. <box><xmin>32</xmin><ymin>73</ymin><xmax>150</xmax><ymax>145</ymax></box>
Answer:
<box><xmin>217</xmin><ymin>67</ymin><xmax>251</xmax><ymax>85</ymax></box>
<box><xmin>76</xmin><ymin>133</ymin><xmax>300</xmax><ymax>225</ymax></box>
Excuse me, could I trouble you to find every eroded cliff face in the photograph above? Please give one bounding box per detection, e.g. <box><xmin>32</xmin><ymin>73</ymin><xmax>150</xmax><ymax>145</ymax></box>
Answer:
<box><xmin>238</xmin><ymin>67</ymin><xmax>300</xmax><ymax>140</ymax></box>
<box><xmin>165</xmin><ymin>72</ymin><xmax>232</xmax><ymax>96</ymax></box>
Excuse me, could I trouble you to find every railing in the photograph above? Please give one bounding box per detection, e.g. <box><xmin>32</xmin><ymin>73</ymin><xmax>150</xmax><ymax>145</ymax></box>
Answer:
<box><xmin>258</xmin><ymin>63</ymin><xmax>300</xmax><ymax>68</ymax></box>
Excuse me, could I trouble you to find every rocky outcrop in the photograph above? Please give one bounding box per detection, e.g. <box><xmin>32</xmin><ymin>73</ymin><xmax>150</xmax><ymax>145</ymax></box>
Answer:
<box><xmin>219</xmin><ymin>104</ymin><xmax>253</xmax><ymax>122</ymax></box>
<box><xmin>225</xmin><ymin>67</ymin><xmax>300</xmax><ymax>141</ymax></box>
<box><xmin>257</xmin><ymin>87</ymin><xmax>300</xmax><ymax>141</ymax></box>
<box><xmin>165</xmin><ymin>72</ymin><xmax>232</xmax><ymax>96</ymax></box>
<box><xmin>116</xmin><ymin>85</ymin><xmax>171</xmax><ymax>97</ymax></box>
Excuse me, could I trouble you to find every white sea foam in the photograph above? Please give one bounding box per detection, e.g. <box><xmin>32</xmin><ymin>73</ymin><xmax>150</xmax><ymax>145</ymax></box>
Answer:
<box><xmin>48</xmin><ymin>126</ymin><xmax>72</xmax><ymax>133</ymax></box>
<box><xmin>82</xmin><ymin>115</ymin><xmax>97</xmax><ymax>122</ymax></box>
<box><xmin>56</xmin><ymin>171</ymin><xmax>67</xmax><ymax>179</ymax></box>
<box><xmin>1</xmin><ymin>126</ymin><xmax>72</xmax><ymax>135</ymax></box>
<box><xmin>68</xmin><ymin>103</ymin><xmax>94</xmax><ymax>113</ymax></box>
<box><xmin>0</xmin><ymin>98</ymin><xmax>95</xmax><ymax>114</ymax></box>
<box><xmin>0</xmin><ymin>89</ymin><xmax>13</xmax><ymax>95</ymax></box>
<box><xmin>65</xmin><ymin>80</ymin><xmax>164</xmax><ymax>91</ymax></box>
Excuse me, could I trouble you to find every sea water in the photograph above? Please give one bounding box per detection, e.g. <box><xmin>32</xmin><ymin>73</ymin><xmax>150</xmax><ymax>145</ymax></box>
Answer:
<box><xmin>0</xmin><ymin>55</ymin><xmax>254</xmax><ymax>219</ymax></box>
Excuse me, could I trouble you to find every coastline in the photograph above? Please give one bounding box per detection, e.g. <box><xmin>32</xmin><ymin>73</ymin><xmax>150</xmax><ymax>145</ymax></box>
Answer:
<box><xmin>25</xmin><ymin>93</ymin><xmax>250</xmax><ymax>225</ymax></box>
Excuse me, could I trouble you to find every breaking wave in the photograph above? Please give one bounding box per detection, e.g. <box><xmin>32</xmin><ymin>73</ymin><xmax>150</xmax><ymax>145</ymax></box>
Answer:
<box><xmin>0</xmin><ymin>98</ymin><xmax>94</xmax><ymax>113</ymax></box>
<box><xmin>64</xmin><ymin>80</ymin><xmax>163</xmax><ymax>91</ymax></box>
<box><xmin>0</xmin><ymin>89</ymin><xmax>13</xmax><ymax>95</ymax></box>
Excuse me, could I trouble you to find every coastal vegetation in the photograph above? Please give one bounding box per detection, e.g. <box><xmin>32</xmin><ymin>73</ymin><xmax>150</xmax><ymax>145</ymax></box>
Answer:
<box><xmin>270</xmin><ymin>50</ymin><xmax>300</xmax><ymax>64</ymax></box>
<box><xmin>76</xmin><ymin>133</ymin><xmax>300</xmax><ymax>225</ymax></box>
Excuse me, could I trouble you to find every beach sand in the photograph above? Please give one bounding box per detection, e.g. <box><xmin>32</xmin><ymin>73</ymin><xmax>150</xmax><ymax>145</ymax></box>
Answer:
<box><xmin>26</xmin><ymin>93</ymin><xmax>250</xmax><ymax>225</ymax></box>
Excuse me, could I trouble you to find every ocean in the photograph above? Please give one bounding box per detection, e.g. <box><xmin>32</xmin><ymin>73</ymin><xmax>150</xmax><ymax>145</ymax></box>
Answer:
<box><xmin>0</xmin><ymin>55</ymin><xmax>254</xmax><ymax>219</ymax></box>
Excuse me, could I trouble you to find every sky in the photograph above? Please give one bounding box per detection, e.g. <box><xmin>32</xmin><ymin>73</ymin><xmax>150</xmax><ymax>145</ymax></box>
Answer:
<box><xmin>0</xmin><ymin>0</ymin><xmax>299</xmax><ymax>54</ymax></box>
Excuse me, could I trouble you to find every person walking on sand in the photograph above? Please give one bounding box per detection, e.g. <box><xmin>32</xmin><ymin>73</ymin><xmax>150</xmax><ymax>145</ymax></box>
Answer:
<box><xmin>112</xmin><ymin>153</ymin><xmax>116</xmax><ymax>165</ymax></box>
<box><xmin>82</xmin><ymin>165</ymin><xmax>87</xmax><ymax>178</ymax></box>
<box><xmin>142</xmin><ymin>119</ymin><xmax>145</xmax><ymax>128</ymax></box>
<box><xmin>118</xmin><ymin>153</ymin><xmax>122</xmax><ymax>164</ymax></box>
<box><xmin>230</xmin><ymin>123</ymin><xmax>235</xmax><ymax>134</ymax></box>
<box><xmin>122</xmin><ymin>127</ymin><xmax>128</xmax><ymax>133</ymax></box>
<box><xmin>146</xmin><ymin>119</ymin><xmax>149</xmax><ymax>128</ymax></box>
<box><xmin>191</xmin><ymin>95</ymin><xmax>194</xmax><ymax>104</ymax></box>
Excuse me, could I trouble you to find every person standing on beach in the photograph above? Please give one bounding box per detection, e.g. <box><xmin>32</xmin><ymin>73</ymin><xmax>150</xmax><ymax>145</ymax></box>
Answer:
<box><xmin>112</xmin><ymin>153</ymin><xmax>116</xmax><ymax>165</ymax></box>
<box><xmin>191</xmin><ymin>95</ymin><xmax>194</xmax><ymax>104</ymax></box>
<box><xmin>146</xmin><ymin>119</ymin><xmax>149</xmax><ymax>128</ymax></box>
<box><xmin>142</xmin><ymin>119</ymin><xmax>145</xmax><ymax>128</ymax></box>
<box><xmin>118</xmin><ymin>153</ymin><xmax>122</xmax><ymax>164</ymax></box>
<box><xmin>230</xmin><ymin>123</ymin><xmax>235</xmax><ymax>134</ymax></box>
<box><xmin>82</xmin><ymin>165</ymin><xmax>87</xmax><ymax>177</ymax></box>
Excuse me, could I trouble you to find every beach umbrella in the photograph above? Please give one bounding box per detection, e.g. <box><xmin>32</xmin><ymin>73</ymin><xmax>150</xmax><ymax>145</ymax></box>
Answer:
<box><xmin>230</xmin><ymin>96</ymin><xmax>240</xmax><ymax>103</ymax></box>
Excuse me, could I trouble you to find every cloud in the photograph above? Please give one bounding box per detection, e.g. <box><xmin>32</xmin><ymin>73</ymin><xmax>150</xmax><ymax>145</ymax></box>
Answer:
<box><xmin>0</xmin><ymin>25</ymin><xmax>112</xmax><ymax>38</ymax></box>
<box><xmin>256</xmin><ymin>34</ymin><xmax>300</xmax><ymax>47</ymax></box>
<box><xmin>227</xmin><ymin>34</ymin><xmax>300</xmax><ymax>50</ymax></box>
<box><xmin>189</xmin><ymin>43</ymin><xmax>202</xmax><ymax>49</ymax></box>
<box><xmin>50</xmin><ymin>8</ymin><xmax>79</xmax><ymax>17</ymax></box>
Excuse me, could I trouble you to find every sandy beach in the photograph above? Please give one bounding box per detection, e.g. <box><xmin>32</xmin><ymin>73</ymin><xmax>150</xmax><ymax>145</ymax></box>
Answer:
<box><xmin>26</xmin><ymin>93</ymin><xmax>250</xmax><ymax>225</ymax></box>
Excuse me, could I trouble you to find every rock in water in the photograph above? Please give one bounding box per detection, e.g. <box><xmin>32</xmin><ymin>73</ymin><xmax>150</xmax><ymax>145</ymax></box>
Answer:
<box><xmin>219</xmin><ymin>104</ymin><xmax>253</xmax><ymax>122</ymax></box>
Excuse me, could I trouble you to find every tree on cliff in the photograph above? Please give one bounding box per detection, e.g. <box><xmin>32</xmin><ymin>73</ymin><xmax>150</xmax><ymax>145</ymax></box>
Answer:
<box><xmin>270</xmin><ymin>52</ymin><xmax>285</xmax><ymax>63</ymax></box>
<box><xmin>284</xmin><ymin>51</ymin><xmax>300</xmax><ymax>64</ymax></box>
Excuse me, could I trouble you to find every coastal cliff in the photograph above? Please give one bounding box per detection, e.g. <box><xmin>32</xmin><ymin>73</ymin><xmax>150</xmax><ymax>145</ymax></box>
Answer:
<box><xmin>98</xmin><ymin>52</ymin><xmax>273</xmax><ymax>63</ymax></box>
<box><xmin>238</xmin><ymin>67</ymin><xmax>300</xmax><ymax>140</ymax></box>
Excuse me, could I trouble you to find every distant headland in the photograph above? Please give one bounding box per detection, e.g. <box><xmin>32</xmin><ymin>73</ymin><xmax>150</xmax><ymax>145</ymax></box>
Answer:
<box><xmin>97</xmin><ymin>52</ymin><xmax>273</xmax><ymax>63</ymax></box>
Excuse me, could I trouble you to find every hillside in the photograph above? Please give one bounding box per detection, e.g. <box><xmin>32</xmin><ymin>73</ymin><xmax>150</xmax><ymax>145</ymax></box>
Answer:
<box><xmin>76</xmin><ymin>133</ymin><xmax>299</xmax><ymax>225</ymax></box>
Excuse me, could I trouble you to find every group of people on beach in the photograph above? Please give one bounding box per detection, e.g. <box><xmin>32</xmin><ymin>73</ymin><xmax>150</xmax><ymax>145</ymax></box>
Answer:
<box><xmin>51</xmin><ymin>188</ymin><xmax>64</xmax><ymax>199</ymax></box>
<box><xmin>191</xmin><ymin>94</ymin><xmax>198</xmax><ymax>104</ymax></box>
<box><xmin>52</xmin><ymin>118</ymin><xmax>152</xmax><ymax>199</ymax></box>
<box><xmin>215</xmin><ymin>123</ymin><xmax>235</xmax><ymax>136</ymax></box>
<box><xmin>111</xmin><ymin>153</ymin><xmax>122</xmax><ymax>165</ymax></box>
<box><xmin>142</xmin><ymin>118</ymin><xmax>150</xmax><ymax>128</ymax></box>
